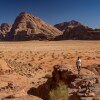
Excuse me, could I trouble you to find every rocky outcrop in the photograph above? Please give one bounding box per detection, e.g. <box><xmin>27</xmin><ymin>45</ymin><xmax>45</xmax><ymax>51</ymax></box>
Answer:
<box><xmin>51</xmin><ymin>64</ymin><xmax>100</xmax><ymax>100</ymax></box>
<box><xmin>51</xmin><ymin>65</ymin><xmax>77</xmax><ymax>86</ymax></box>
<box><xmin>7</xmin><ymin>12</ymin><xmax>62</xmax><ymax>41</ymax></box>
<box><xmin>0</xmin><ymin>23</ymin><xmax>12</xmax><ymax>40</ymax></box>
<box><xmin>26</xmin><ymin>64</ymin><xmax>100</xmax><ymax>100</ymax></box>
<box><xmin>54</xmin><ymin>20</ymin><xmax>100</xmax><ymax>40</ymax></box>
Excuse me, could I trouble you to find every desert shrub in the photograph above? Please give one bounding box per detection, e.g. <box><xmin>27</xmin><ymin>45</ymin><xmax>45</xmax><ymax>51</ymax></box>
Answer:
<box><xmin>96</xmin><ymin>56</ymin><xmax>100</xmax><ymax>59</ymax></box>
<box><xmin>52</xmin><ymin>53</ymin><xmax>55</xmax><ymax>58</ymax></box>
<box><xmin>86</xmin><ymin>56</ymin><xmax>91</xmax><ymax>60</ymax></box>
<box><xmin>49</xmin><ymin>82</ymin><xmax>68</xmax><ymax>100</ymax></box>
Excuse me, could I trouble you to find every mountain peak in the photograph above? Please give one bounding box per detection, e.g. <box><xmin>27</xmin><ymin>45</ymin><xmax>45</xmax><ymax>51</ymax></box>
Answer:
<box><xmin>68</xmin><ymin>20</ymin><xmax>81</xmax><ymax>26</ymax></box>
<box><xmin>54</xmin><ymin>20</ymin><xmax>84</xmax><ymax>31</ymax></box>
<box><xmin>18</xmin><ymin>12</ymin><xmax>35</xmax><ymax>18</ymax></box>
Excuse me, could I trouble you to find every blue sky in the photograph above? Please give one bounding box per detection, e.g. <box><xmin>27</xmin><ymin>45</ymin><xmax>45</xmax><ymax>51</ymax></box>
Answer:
<box><xmin>0</xmin><ymin>0</ymin><xmax>100</xmax><ymax>28</ymax></box>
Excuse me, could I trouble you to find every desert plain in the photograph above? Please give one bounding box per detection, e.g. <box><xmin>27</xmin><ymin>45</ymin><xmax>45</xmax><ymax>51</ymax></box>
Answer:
<box><xmin>0</xmin><ymin>40</ymin><xmax>99</xmax><ymax>65</ymax></box>
<box><xmin>0</xmin><ymin>40</ymin><xmax>99</xmax><ymax>100</ymax></box>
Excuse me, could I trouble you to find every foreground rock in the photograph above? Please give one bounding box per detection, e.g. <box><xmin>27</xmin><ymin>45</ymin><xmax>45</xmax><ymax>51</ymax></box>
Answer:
<box><xmin>51</xmin><ymin>65</ymin><xmax>77</xmax><ymax>85</ymax></box>
<box><xmin>85</xmin><ymin>64</ymin><xmax>100</xmax><ymax>75</ymax></box>
<box><xmin>77</xmin><ymin>77</ymin><xmax>100</xmax><ymax>100</ymax></box>
<box><xmin>6</xmin><ymin>12</ymin><xmax>62</xmax><ymax>41</ymax></box>
<box><xmin>50</xmin><ymin>64</ymin><xmax>100</xmax><ymax>100</ymax></box>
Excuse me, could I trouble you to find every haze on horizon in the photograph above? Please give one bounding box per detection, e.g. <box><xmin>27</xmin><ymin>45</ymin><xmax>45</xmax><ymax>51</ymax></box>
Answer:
<box><xmin>0</xmin><ymin>0</ymin><xmax>100</xmax><ymax>29</ymax></box>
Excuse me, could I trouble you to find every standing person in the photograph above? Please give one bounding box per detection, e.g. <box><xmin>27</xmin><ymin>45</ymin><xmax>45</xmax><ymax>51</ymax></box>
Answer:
<box><xmin>76</xmin><ymin>57</ymin><xmax>81</xmax><ymax>74</ymax></box>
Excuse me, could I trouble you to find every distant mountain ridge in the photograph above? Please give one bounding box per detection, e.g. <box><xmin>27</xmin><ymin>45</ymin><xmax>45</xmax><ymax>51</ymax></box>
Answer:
<box><xmin>54</xmin><ymin>20</ymin><xmax>100</xmax><ymax>40</ymax></box>
<box><xmin>0</xmin><ymin>12</ymin><xmax>100</xmax><ymax>41</ymax></box>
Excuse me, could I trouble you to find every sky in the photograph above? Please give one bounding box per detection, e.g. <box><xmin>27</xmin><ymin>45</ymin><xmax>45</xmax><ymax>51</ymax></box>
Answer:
<box><xmin>0</xmin><ymin>0</ymin><xmax>100</xmax><ymax>28</ymax></box>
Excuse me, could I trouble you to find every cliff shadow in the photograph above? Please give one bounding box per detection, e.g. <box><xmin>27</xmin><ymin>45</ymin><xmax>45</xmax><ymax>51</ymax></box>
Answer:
<box><xmin>27</xmin><ymin>78</ymin><xmax>52</xmax><ymax>100</ymax></box>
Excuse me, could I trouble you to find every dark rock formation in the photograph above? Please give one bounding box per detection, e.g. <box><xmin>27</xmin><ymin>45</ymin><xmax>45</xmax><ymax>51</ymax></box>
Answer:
<box><xmin>54</xmin><ymin>20</ymin><xmax>100</xmax><ymax>40</ymax></box>
<box><xmin>7</xmin><ymin>12</ymin><xmax>62</xmax><ymax>41</ymax></box>
<box><xmin>0</xmin><ymin>23</ymin><xmax>12</xmax><ymax>40</ymax></box>
<box><xmin>64</xmin><ymin>26</ymin><xmax>100</xmax><ymax>40</ymax></box>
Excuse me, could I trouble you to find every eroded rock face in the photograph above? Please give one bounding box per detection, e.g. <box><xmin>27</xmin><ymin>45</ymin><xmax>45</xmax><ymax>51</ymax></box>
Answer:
<box><xmin>8</xmin><ymin>12</ymin><xmax>62</xmax><ymax>41</ymax></box>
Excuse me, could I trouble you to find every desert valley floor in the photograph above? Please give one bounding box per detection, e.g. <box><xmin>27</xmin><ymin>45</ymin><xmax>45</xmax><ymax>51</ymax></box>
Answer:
<box><xmin>0</xmin><ymin>40</ymin><xmax>99</xmax><ymax>100</ymax></box>
<box><xmin>0</xmin><ymin>40</ymin><xmax>99</xmax><ymax>66</ymax></box>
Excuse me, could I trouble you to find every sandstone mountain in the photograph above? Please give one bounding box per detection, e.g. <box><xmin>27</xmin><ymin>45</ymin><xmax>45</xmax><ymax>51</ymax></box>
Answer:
<box><xmin>54</xmin><ymin>20</ymin><xmax>100</xmax><ymax>40</ymax></box>
<box><xmin>6</xmin><ymin>12</ymin><xmax>62</xmax><ymax>41</ymax></box>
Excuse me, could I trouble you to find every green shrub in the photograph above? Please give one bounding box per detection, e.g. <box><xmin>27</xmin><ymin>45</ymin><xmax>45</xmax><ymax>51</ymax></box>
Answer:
<box><xmin>49</xmin><ymin>82</ymin><xmax>68</xmax><ymax>100</ymax></box>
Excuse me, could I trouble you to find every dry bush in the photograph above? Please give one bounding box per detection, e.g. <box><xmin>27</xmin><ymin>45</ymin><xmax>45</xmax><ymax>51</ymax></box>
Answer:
<box><xmin>51</xmin><ymin>53</ymin><xmax>55</xmax><ymax>59</ymax></box>
<box><xmin>96</xmin><ymin>56</ymin><xmax>100</xmax><ymax>59</ymax></box>
<box><xmin>49</xmin><ymin>82</ymin><xmax>68</xmax><ymax>100</ymax></box>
